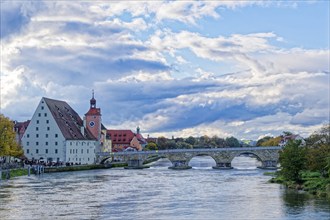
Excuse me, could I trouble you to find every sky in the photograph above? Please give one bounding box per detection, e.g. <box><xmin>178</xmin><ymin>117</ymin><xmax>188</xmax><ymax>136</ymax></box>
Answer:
<box><xmin>0</xmin><ymin>0</ymin><xmax>329</xmax><ymax>140</ymax></box>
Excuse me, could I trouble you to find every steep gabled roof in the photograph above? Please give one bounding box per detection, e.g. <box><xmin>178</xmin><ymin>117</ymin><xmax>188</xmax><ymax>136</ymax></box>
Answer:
<box><xmin>14</xmin><ymin>120</ymin><xmax>30</xmax><ymax>133</ymax></box>
<box><xmin>43</xmin><ymin>97</ymin><xmax>96</xmax><ymax>140</ymax></box>
<box><xmin>107</xmin><ymin>129</ymin><xmax>135</xmax><ymax>144</ymax></box>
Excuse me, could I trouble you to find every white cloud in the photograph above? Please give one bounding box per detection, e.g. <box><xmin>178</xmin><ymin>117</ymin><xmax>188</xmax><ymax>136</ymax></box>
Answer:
<box><xmin>1</xmin><ymin>0</ymin><xmax>328</xmax><ymax>141</ymax></box>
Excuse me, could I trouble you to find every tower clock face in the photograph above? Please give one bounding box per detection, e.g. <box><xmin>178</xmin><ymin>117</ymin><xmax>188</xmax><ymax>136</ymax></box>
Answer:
<box><xmin>89</xmin><ymin>121</ymin><xmax>95</xmax><ymax>127</ymax></box>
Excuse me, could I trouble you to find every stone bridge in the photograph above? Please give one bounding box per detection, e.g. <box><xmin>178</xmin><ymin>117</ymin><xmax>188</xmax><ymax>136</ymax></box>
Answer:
<box><xmin>97</xmin><ymin>147</ymin><xmax>281</xmax><ymax>170</ymax></box>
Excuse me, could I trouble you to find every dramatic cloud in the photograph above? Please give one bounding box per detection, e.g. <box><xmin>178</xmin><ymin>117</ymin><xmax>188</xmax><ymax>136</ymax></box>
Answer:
<box><xmin>1</xmin><ymin>1</ymin><xmax>329</xmax><ymax>140</ymax></box>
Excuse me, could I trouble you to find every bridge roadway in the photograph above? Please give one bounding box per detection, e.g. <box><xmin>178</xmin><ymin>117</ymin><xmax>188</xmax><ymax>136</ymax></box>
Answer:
<box><xmin>97</xmin><ymin>146</ymin><xmax>282</xmax><ymax>170</ymax></box>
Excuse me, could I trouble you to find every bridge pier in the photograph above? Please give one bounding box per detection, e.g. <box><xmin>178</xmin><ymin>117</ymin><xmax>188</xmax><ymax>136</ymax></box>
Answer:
<box><xmin>212</xmin><ymin>162</ymin><xmax>233</xmax><ymax>170</ymax></box>
<box><xmin>124</xmin><ymin>159</ymin><xmax>148</xmax><ymax>169</ymax></box>
<box><xmin>168</xmin><ymin>160</ymin><xmax>192</xmax><ymax>170</ymax></box>
<box><xmin>258</xmin><ymin>160</ymin><xmax>278</xmax><ymax>170</ymax></box>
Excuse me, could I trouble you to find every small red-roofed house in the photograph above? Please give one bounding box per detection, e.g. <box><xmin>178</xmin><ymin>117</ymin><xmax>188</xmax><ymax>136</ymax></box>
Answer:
<box><xmin>107</xmin><ymin>129</ymin><xmax>145</xmax><ymax>152</ymax></box>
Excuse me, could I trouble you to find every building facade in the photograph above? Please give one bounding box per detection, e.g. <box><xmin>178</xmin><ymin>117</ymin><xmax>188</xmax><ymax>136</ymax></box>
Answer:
<box><xmin>21</xmin><ymin>97</ymin><xmax>98</xmax><ymax>164</ymax></box>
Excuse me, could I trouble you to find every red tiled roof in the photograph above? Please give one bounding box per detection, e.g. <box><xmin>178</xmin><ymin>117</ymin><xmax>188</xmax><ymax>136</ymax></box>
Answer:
<box><xmin>107</xmin><ymin>129</ymin><xmax>135</xmax><ymax>144</ymax></box>
<box><xmin>85</xmin><ymin>108</ymin><xmax>101</xmax><ymax>116</ymax></box>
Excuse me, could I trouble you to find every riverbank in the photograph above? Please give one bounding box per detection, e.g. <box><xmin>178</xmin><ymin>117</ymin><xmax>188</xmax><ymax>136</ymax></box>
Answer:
<box><xmin>0</xmin><ymin>157</ymin><xmax>162</xmax><ymax>180</ymax></box>
<box><xmin>1</xmin><ymin>168</ymin><xmax>28</xmax><ymax>180</ymax></box>
<box><xmin>267</xmin><ymin>171</ymin><xmax>330</xmax><ymax>199</ymax></box>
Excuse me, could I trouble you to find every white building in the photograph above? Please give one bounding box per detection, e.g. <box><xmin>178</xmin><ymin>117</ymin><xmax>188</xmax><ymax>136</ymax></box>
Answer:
<box><xmin>21</xmin><ymin>97</ymin><xmax>98</xmax><ymax>165</ymax></box>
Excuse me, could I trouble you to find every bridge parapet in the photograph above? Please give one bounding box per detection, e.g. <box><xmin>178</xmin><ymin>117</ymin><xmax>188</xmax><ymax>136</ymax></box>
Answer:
<box><xmin>97</xmin><ymin>147</ymin><xmax>282</xmax><ymax>170</ymax></box>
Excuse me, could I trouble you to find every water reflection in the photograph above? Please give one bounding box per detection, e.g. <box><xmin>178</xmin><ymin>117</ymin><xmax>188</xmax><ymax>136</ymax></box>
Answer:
<box><xmin>0</xmin><ymin>157</ymin><xmax>329</xmax><ymax>220</ymax></box>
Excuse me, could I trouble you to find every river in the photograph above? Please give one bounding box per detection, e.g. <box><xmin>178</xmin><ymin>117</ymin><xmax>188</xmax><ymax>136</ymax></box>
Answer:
<box><xmin>0</xmin><ymin>156</ymin><xmax>329</xmax><ymax>219</ymax></box>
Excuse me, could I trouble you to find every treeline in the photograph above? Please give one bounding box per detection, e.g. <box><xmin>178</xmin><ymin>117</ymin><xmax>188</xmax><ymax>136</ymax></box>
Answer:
<box><xmin>273</xmin><ymin>124</ymin><xmax>330</xmax><ymax>197</ymax></box>
<box><xmin>0</xmin><ymin>114</ymin><xmax>24</xmax><ymax>159</ymax></box>
<box><xmin>144</xmin><ymin>135</ymin><xmax>243</xmax><ymax>151</ymax></box>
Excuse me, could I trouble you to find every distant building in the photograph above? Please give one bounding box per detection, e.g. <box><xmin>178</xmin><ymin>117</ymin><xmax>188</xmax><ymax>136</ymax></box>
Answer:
<box><xmin>279</xmin><ymin>134</ymin><xmax>305</xmax><ymax>147</ymax></box>
<box><xmin>106</xmin><ymin>127</ymin><xmax>146</xmax><ymax>152</ymax></box>
<box><xmin>21</xmin><ymin>96</ymin><xmax>100</xmax><ymax>164</ymax></box>
<box><xmin>13</xmin><ymin>120</ymin><xmax>30</xmax><ymax>145</ymax></box>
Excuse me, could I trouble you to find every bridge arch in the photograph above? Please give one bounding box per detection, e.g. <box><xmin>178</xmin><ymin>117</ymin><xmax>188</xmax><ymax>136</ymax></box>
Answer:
<box><xmin>187</xmin><ymin>154</ymin><xmax>217</xmax><ymax>168</ymax></box>
<box><xmin>230</xmin><ymin>152</ymin><xmax>262</xmax><ymax>169</ymax></box>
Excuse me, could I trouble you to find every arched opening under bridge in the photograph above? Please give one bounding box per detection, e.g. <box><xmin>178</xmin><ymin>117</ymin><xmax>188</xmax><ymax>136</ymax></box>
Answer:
<box><xmin>188</xmin><ymin>155</ymin><xmax>216</xmax><ymax>169</ymax></box>
<box><xmin>231</xmin><ymin>152</ymin><xmax>262</xmax><ymax>170</ymax></box>
<box><xmin>147</xmin><ymin>157</ymin><xmax>172</xmax><ymax>169</ymax></box>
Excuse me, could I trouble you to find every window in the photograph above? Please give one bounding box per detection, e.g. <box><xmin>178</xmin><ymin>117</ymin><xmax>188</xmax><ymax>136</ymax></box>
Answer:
<box><xmin>81</xmin><ymin>149</ymin><xmax>83</xmax><ymax>154</ymax></box>
<box><xmin>27</xmin><ymin>141</ymin><xmax>29</xmax><ymax>146</ymax></box>
<box><xmin>37</xmin><ymin>120</ymin><xmax>39</xmax><ymax>124</ymax></box>
<box><xmin>47</xmin><ymin>127</ymin><xmax>50</xmax><ymax>131</ymax></box>
<box><xmin>88</xmin><ymin>158</ymin><xmax>90</xmax><ymax>161</ymax></box>
<box><xmin>46</xmin><ymin>120</ymin><xmax>49</xmax><ymax>124</ymax></box>
<box><xmin>26</xmin><ymin>149</ymin><xmax>29</xmax><ymax>154</ymax></box>
<box><xmin>45</xmin><ymin>142</ymin><xmax>48</xmax><ymax>146</ymax></box>
<box><xmin>36</xmin><ymin>142</ymin><xmax>39</xmax><ymax>146</ymax></box>
<box><xmin>36</xmin><ymin>149</ymin><xmax>39</xmax><ymax>154</ymax></box>
<box><xmin>70</xmin><ymin>149</ymin><xmax>72</xmax><ymax>154</ymax></box>
<box><xmin>76</xmin><ymin>149</ymin><xmax>78</xmax><ymax>153</ymax></box>
<box><xmin>36</xmin><ymin>134</ymin><xmax>39</xmax><ymax>138</ymax></box>
<box><xmin>55</xmin><ymin>149</ymin><xmax>58</xmax><ymax>154</ymax></box>
<box><xmin>55</xmin><ymin>141</ymin><xmax>58</xmax><ymax>146</ymax></box>
<box><xmin>38</xmin><ymin>113</ymin><xmax>41</xmax><ymax>117</ymax></box>
<box><xmin>55</xmin><ymin>134</ymin><xmax>58</xmax><ymax>138</ymax></box>
<box><xmin>45</xmin><ymin>149</ymin><xmax>48</xmax><ymax>153</ymax></box>
<box><xmin>41</xmin><ymin>106</ymin><xmax>44</xmax><ymax>110</ymax></box>
<box><xmin>36</xmin><ymin>127</ymin><xmax>39</xmax><ymax>131</ymax></box>
<box><xmin>70</xmin><ymin>142</ymin><xmax>72</xmax><ymax>146</ymax></box>
<box><xmin>44</xmin><ymin>113</ymin><xmax>47</xmax><ymax>117</ymax></box>
<box><xmin>46</xmin><ymin>134</ymin><xmax>48</xmax><ymax>138</ymax></box>
<box><xmin>87</xmin><ymin>149</ymin><xmax>89</xmax><ymax>154</ymax></box>
<box><xmin>27</xmin><ymin>134</ymin><xmax>30</xmax><ymax>138</ymax></box>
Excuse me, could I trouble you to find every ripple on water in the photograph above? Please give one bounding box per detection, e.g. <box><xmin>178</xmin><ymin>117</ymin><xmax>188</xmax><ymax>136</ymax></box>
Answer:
<box><xmin>0</xmin><ymin>157</ymin><xmax>329</xmax><ymax>220</ymax></box>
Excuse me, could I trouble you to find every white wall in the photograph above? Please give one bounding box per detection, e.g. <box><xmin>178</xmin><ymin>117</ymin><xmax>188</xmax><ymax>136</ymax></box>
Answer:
<box><xmin>66</xmin><ymin>140</ymin><xmax>96</xmax><ymax>164</ymax></box>
<box><xmin>22</xmin><ymin>98</ymin><xmax>66</xmax><ymax>162</ymax></box>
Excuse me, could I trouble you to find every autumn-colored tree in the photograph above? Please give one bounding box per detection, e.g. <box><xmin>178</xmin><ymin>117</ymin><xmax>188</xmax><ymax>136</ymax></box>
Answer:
<box><xmin>305</xmin><ymin>124</ymin><xmax>330</xmax><ymax>175</ymax></box>
<box><xmin>0</xmin><ymin>114</ymin><xmax>24</xmax><ymax>158</ymax></box>
<box><xmin>256</xmin><ymin>136</ymin><xmax>272</xmax><ymax>146</ymax></box>
<box><xmin>144</xmin><ymin>142</ymin><xmax>158</xmax><ymax>151</ymax></box>
<box><xmin>261</xmin><ymin>136</ymin><xmax>282</xmax><ymax>146</ymax></box>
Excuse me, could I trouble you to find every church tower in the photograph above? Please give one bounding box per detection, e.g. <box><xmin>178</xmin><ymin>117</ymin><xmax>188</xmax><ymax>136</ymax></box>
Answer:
<box><xmin>85</xmin><ymin>91</ymin><xmax>101</xmax><ymax>140</ymax></box>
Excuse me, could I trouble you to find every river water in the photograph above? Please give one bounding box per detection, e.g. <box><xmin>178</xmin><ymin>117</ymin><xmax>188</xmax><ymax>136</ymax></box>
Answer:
<box><xmin>0</xmin><ymin>156</ymin><xmax>329</xmax><ymax>220</ymax></box>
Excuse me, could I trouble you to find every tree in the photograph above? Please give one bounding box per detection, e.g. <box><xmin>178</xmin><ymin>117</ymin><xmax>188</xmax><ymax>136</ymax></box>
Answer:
<box><xmin>185</xmin><ymin>136</ymin><xmax>196</xmax><ymax>145</ymax></box>
<box><xmin>305</xmin><ymin>124</ymin><xmax>330</xmax><ymax>175</ymax></box>
<box><xmin>261</xmin><ymin>136</ymin><xmax>282</xmax><ymax>146</ymax></box>
<box><xmin>157</xmin><ymin>136</ymin><xmax>168</xmax><ymax>150</ymax></box>
<box><xmin>225</xmin><ymin>136</ymin><xmax>240</xmax><ymax>148</ymax></box>
<box><xmin>144</xmin><ymin>142</ymin><xmax>158</xmax><ymax>151</ymax></box>
<box><xmin>256</xmin><ymin>136</ymin><xmax>272</xmax><ymax>146</ymax></box>
<box><xmin>0</xmin><ymin>114</ymin><xmax>24</xmax><ymax>158</ymax></box>
<box><xmin>177</xmin><ymin>142</ymin><xmax>193</xmax><ymax>149</ymax></box>
<box><xmin>279</xmin><ymin>140</ymin><xmax>307</xmax><ymax>182</ymax></box>
<box><xmin>165</xmin><ymin>141</ymin><xmax>177</xmax><ymax>149</ymax></box>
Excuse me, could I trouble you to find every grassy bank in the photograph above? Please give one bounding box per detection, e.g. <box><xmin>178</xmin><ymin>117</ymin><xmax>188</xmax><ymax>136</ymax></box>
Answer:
<box><xmin>269</xmin><ymin>171</ymin><xmax>330</xmax><ymax>199</ymax></box>
<box><xmin>1</xmin><ymin>168</ymin><xmax>28</xmax><ymax>180</ymax></box>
